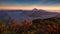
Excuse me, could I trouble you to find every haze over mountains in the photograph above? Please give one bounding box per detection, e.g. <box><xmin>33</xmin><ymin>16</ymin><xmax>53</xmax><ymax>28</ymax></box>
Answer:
<box><xmin>0</xmin><ymin>8</ymin><xmax>60</xmax><ymax>22</ymax></box>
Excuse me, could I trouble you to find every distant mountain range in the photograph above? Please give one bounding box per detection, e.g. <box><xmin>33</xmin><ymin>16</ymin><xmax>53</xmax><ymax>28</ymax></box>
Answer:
<box><xmin>0</xmin><ymin>8</ymin><xmax>60</xmax><ymax>22</ymax></box>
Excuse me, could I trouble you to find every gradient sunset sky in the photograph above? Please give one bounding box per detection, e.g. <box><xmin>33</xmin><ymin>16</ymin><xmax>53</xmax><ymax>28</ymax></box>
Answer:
<box><xmin>0</xmin><ymin>0</ymin><xmax>60</xmax><ymax>10</ymax></box>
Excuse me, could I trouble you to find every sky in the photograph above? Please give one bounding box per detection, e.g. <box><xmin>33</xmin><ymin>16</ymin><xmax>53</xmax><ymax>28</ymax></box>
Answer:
<box><xmin>0</xmin><ymin>0</ymin><xmax>60</xmax><ymax>10</ymax></box>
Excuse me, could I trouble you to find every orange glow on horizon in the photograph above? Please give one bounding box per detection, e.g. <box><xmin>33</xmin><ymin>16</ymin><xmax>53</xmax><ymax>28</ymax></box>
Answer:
<box><xmin>0</xmin><ymin>5</ymin><xmax>60</xmax><ymax>10</ymax></box>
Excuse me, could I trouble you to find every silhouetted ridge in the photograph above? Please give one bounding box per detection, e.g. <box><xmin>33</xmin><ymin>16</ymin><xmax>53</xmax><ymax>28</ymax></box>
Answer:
<box><xmin>0</xmin><ymin>9</ymin><xmax>59</xmax><ymax>22</ymax></box>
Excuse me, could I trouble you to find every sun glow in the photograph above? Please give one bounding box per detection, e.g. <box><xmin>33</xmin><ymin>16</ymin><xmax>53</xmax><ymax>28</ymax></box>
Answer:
<box><xmin>0</xmin><ymin>5</ymin><xmax>60</xmax><ymax>10</ymax></box>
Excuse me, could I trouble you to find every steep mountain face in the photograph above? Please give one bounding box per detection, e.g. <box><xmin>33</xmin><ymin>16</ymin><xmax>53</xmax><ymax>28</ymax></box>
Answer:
<box><xmin>0</xmin><ymin>9</ymin><xmax>59</xmax><ymax>22</ymax></box>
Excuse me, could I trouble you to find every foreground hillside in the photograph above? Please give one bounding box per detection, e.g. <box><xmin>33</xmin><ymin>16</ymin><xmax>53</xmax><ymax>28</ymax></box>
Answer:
<box><xmin>0</xmin><ymin>14</ymin><xmax>60</xmax><ymax>34</ymax></box>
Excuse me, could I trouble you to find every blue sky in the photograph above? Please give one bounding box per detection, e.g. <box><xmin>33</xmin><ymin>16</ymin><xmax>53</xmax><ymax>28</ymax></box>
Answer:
<box><xmin>0</xmin><ymin>0</ymin><xmax>60</xmax><ymax>6</ymax></box>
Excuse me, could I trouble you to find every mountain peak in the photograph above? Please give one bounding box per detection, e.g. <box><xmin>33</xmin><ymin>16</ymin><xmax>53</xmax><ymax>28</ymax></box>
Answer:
<box><xmin>32</xmin><ymin>8</ymin><xmax>38</xmax><ymax>11</ymax></box>
<box><xmin>32</xmin><ymin>8</ymin><xmax>46</xmax><ymax>12</ymax></box>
